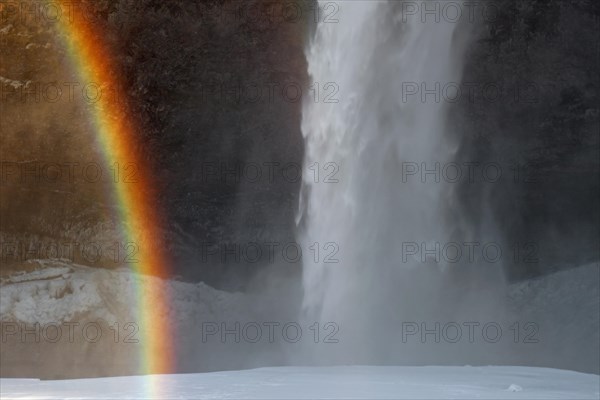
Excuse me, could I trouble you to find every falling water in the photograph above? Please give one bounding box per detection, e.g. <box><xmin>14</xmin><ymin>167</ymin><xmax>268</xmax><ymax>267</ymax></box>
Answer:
<box><xmin>298</xmin><ymin>1</ymin><xmax>506</xmax><ymax>364</ymax></box>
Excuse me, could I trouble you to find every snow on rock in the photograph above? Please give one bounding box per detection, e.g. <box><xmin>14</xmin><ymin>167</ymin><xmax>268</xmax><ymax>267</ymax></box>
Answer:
<box><xmin>0</xmin><ymin>75</ymin><xmax>30</xmax><ymax>89</ymax></box>
<box><xmin>508</xmin><ymin>262</ymin><xmax>599</xmax><ymax>316</ymax></box>
<box><xmin>1</xmin><ymin>366</ymin><xmax>598</xmax><ymax>399</ymax></box>
<box><xmin>1</xmin><ymin>260</ymin><xmax>598</xmax><ymax>378</ymax></box>
<box><xmin>0</xmin><ymin>259</ymin><xmax>250</xmax><ymax>327</ymax></box>
<box><xmin>507</xmin><ymin>262</ymin><xmax>600</xmax><ymax>373</ymax></box>
<box><xmin>0</xmin><ymin>24</ymin><xmax>12</xmax><ymax>34</ymax></box>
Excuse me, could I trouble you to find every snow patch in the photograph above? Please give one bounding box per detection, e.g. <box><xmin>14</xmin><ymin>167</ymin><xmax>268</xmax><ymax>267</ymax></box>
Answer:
<box><xmin>507</xmin><ymin>383</ymin><xmax>523</xmax><ymax>392</ymax></box>
<box><xmin>0</xmin><ymin>76</ymin><xmax>31</xmax><ymax>89</ymax></box>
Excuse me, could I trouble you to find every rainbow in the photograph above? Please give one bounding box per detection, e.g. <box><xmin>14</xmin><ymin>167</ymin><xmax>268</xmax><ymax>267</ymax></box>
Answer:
<box><xmin>52</xmin><ymin>0</ymin><xmax>175</xmax><ymax>376</ymax></box>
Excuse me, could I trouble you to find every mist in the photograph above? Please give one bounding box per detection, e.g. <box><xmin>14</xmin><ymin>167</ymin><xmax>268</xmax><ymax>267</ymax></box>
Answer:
<box><xmin>1</xmin><ymin>0</ymin><xmax>598</xmax><ymax>393</ymax></box>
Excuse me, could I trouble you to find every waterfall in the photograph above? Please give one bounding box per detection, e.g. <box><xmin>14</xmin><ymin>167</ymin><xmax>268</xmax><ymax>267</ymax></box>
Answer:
<box><xmin>298</xmin><ymin>1</ymin><xmax>505</xmax><ymax>364</ymax></box>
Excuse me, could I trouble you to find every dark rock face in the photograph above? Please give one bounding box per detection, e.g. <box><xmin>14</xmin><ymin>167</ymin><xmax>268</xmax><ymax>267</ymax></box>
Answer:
<box><xmin>1</xmin><ymin>0</ymin><xmax>312</xmax><ymax>289</ymax></box>
<box><xmin>0</xmin><ymin>1</ymin><xmax>119</xmax><ymax>273</ymax></box>
<box><xmin>452</xmin><ymin>0</ymin><xmax>599</xmax><ymax>281</ymax></box>
<box><xmin>2</xmin><ymin>0</ymin><xmax>597</xmax><ymax>286</ymax></box>
<box><xmin>109</xmin><ymin>1</ymin><xmax>311</xmax><ymax>288</ymax></box>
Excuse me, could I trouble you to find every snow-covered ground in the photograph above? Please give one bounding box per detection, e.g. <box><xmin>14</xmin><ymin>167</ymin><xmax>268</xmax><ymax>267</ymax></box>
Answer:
<box><xmin>1</xmin><ymin>365</ymin><xmax>599</xmax><ymax>399</ymax></box>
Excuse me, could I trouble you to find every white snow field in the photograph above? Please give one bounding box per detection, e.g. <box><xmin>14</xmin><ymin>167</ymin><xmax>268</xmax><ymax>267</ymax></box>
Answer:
<box><xmin>1</xmin><ymin>365</ymin><xmax>599</xmax><ymax>399</ymax></box>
